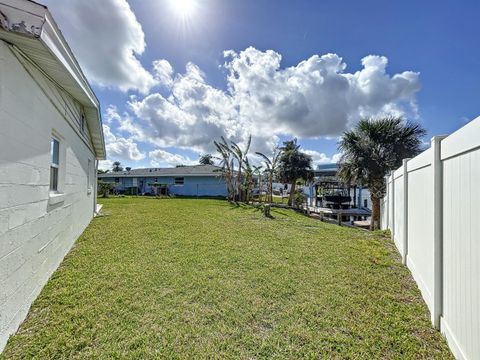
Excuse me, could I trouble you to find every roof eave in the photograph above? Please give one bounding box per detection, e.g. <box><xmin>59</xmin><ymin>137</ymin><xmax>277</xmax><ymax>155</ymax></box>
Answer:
<box><xmin>0</xmin><ymin>0</ymin><xmax>106</xmax><ymax>159</ymax></box>
<box><xmin>98</xmin><ymin>173</ymin><xmax>223</xmax><ymax>178</ymax></box>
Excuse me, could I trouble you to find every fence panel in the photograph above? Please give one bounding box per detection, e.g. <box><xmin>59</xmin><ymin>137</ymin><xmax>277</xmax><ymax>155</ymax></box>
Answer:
<box><xmin>441</xmin><ymin>135</ymin><xmax>480</xmax><ymax>360</ymax></box>
<box><xmin>393</xmin><ymin>168</ymin><xmax>405</xmax><ymax>257</ymax></box>
<box><xmin>387</xmin><ymin>176</ymin><xmax>394</xmax><ymax>230</ymax></box>
<box><xmin>381</xmin><ymin>116</ymin><xmax>480</xmax><ymax>360</ymax></box>
<box><xmin>406</xmin><ymin>148</ymin><xmax>435</xmax><ymax>313</ymax></box>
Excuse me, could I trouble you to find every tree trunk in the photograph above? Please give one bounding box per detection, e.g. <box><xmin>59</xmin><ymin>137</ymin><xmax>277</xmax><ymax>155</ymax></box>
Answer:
<box><xmin>371</xmin><ymin>195</ymin><xmax>381</xmax><ymax>230</ymax></box>
<box><xmin>269</xmin><ymin>178</ymin><xmax>273</xmax><ymax>203</ymax></box>
<box><xmin>237</xmin><ymin>168</ymin><xmax>242</xmax><ymax>202</ymax></box>
<box><xmin>288</xmin><ymin>182</ymin><xmax>296</xmax><ymax>207</ymax></box>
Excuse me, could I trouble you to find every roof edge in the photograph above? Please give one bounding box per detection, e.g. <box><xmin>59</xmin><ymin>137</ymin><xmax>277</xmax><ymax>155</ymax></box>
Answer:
<box><xmin>0</xmin><ymin>0</ymin><xmax>106</xmax><ymax>159</ymax></box>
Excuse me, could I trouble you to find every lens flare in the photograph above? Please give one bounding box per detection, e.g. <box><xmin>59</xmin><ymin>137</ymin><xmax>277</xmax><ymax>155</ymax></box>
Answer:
<box><xmin>170</xmin><ymin>0</ymin><xmax>196</xmax><ymax>18</ymax></box>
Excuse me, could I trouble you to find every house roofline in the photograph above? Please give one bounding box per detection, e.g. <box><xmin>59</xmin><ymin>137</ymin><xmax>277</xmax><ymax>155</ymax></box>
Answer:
<box><xmin>98</xmin><ymin>173</ymin><xmax>224</xmax><ymax>179</ymax></box>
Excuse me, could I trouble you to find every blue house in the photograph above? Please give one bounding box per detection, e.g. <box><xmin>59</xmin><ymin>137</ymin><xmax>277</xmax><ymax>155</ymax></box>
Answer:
<box><xmin>98</xmin><ymin>165</ymin><xmax>228</xmax><ymax>197</ymax></box>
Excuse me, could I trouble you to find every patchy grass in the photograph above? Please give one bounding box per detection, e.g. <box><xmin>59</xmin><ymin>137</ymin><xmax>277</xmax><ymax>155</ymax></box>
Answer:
<box><xmin>2</xmin><ymin>198</ymin><xmax>452</xmax><ymax>359</ymax></box>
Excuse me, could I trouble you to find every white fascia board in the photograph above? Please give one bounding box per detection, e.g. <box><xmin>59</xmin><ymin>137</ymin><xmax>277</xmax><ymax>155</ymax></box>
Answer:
<box><xmin>99</xmin><ymin>174</ymin><xmax>223</xmax><ymax>178</ymax></box>
<box><xmin>0</xmin><ymin>0</ymin><xmax>106</xmax><ymax>160</ymax></box>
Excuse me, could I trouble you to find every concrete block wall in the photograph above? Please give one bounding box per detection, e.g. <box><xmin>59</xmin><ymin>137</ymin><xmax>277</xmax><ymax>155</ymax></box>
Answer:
<box><xmin>0</xmin><ymin>40</ymin><xmax>96</xmax><ymax>350</ymax></box>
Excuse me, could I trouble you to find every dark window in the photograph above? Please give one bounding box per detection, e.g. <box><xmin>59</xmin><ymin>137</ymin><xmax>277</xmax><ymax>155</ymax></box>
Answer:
<box><xmin>115</xmin><ymin>178</ymin><xmax>120</xmax><ymax>183</ymax></box>
<box><xmin>364</xmin><ymin>199</ymin><xmax>368</xmax><ymax>208</ymax></box>
<box><xmin>175</xmin><ymin>177</ymin><xmax>184</xmax><ymax>185</ymax></box>
<box><xmin>81</xmin><ymin>114</ymin><xmax>86</xmax><ymax>132</ymax></box>
<box><xmin>50</xmin><ymin>138</ymin><xmax>59</xmax><ymax>191</ymax></box>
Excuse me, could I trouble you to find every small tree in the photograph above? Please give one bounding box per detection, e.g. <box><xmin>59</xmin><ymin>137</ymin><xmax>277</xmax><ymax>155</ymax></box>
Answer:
<box><xmin>253</xmin><ymin>165</ymin><xmax>263</xmax><ymax>202</ymax></box>
<box><xmin>214</xmin><ymin>137</ymin><xmax>236</xmax><ymax>201</ymax></box>
<box><xmin>112</xmin><ymin>161</ymin><xmax>123</xmax><ymax>172</ymax></box>
<box><xmin>242</xmin><ymin>157</ymin><xmax>256</xmax><ymax>203</ymax></box>
<box><xmin>98</xmin><ymin>180</ymin><xmax>117</xmax><ymax>198</ymax></box>
<box><xmin>230</xmin><ymin>136</ymin><xmax>251</xmax><ymax>202</ymax></box>
<box><xmin>199</xmin><ymin>154</ymin><xmax>215</xmax><ymax>165</ymax></box>
<box><xmin>256</xmin><ymin>146</ymin><xmax>281</xmax><ymax>203</ymax></box>
<box><xmin>278</xmin><ymin>139</ymin><xmax>313</xmax><ymax>207</ymax></box>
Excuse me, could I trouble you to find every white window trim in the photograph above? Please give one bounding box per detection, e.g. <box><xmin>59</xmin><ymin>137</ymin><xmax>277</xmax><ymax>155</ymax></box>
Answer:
<box><xmin>49</xmin><ymin>192</ymin><xmax>66</xmax><ymax>205</ymax></box>
<box><xmin>49</xmin><ymin>132</ymin><xmax>65</xmax><ymax>205</ymax></box>
<box><xmin>174</xmin><ymin>177</ymin><xmax>185</xmax><ymax>186</ymax></box>
<box><xmin>87</xmin><ymin>158</ymin><xmax>93</xmax><ymax>195</ymax></box>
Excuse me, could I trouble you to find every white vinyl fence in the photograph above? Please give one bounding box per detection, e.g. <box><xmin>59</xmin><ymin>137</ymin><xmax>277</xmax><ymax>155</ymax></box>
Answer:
<box><xmin>381</xmin><ymin>116</ymin><xmax>480</xmax><ymax>360</ymax></box>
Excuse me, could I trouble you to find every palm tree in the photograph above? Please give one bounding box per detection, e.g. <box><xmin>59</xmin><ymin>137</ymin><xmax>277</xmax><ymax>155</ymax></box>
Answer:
<box><xmin>112</xmin><ymin>161</ymin><xmax>123</xmax><ymax>172</ymax></box>
<box><xmin>256</xmin><ymin>147</ymin><xmax>281</xmax><ymax>203</ymax></box>
<box><xmin>199</xmin><ymin>154</ymin><xmax>215</xmax><ymax>165</ymax></box>
<box><xmin>338</xmin><ymin>116</ymin><xmax>426</xmax><ymax>230</ymax></box>
<box><xmin>278</xmin><ymin>139</ymin><xmax>313</xmax><ymax>207</ymax></box>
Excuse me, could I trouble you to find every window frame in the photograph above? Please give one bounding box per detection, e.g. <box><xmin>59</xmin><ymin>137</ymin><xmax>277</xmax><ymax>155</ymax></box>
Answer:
<box><xmin>87</xmin><ymin>158</ymin><xmax>93</xmax><ymax>194</ymax></box>
<box><xmin>50</xmin><ymin>137</ymin><xmax>60</xmax><ymax>193</ymax></box>
<box><xmin>174</xmin><ymin>177</ymin><xmax>185</xmax><ymax>186</ymax></box>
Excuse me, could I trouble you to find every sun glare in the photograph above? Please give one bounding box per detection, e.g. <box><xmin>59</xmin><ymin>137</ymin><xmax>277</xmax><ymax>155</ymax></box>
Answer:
<box><xmin>170</xmin><ymin>0</ymin><xmax>197</xmax><ymax>18</ymax></box>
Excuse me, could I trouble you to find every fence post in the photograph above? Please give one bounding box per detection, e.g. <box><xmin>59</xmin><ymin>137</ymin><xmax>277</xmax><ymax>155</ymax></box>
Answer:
<box><xmin>432</xmin><ymin>135</ymin><xmax>446</xmax><ymax>329</ymax></box>
<box><xmin>390</xmin><ymin>172</ymin><xmax>395</xmax><ymax>242</ymax></box>
<box><xmin>385</xmin><ymin>175</ymin><xmax>389</xmax><ymax>230</ymax></box>
<box><xmin>402</xmin><ymin>159</ymin><xmax>410</xmax><ymax>265</ymax></box>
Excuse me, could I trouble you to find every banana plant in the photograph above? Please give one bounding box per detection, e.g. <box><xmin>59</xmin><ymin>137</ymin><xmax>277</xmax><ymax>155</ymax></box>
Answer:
<box><xmin>230</xmin><ymin>135</ymin><xmax>251</xmax><ymax>202</ymax></box>
<box><xmin>255</xmin><ymin>146</ymin><xmax>281</xmax><ymax>203</ymax></box>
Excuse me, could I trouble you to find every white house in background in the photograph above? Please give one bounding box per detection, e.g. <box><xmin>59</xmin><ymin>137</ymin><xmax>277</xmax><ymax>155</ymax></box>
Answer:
<box><xmin>0</xmin><ymin>0</ymin><xmax>105</xmax><ymax>351</ymax></box>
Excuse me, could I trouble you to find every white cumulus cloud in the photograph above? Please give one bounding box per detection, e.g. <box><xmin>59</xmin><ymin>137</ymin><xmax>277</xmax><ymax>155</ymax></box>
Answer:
<box><xmin>45</xmin><ymin>0</ymin><xmax>157</xmax><ymax>93</ymax></box>
<box><xmin>103</xmin><ymin>124</ymin><xmax>146</xmax><ymax>161</ymax></box>
<box><xmin>304</xmin><ymin>150</ymin><xmax>342</xmax><ymax>167</ymax></box>
<box><xmin>109</xmin><ymin>48</ymin><xmax>420</xmax><ymax>158</ymax></box>
<box><xmin>224</xmin><ymin>47</ymin><xmax>420</xmax><ymax>138</ymax></box>
<box><xmin>149</xmin><ymin>149</ymin><xmax>196</xmax><ymax>167</ymax></box>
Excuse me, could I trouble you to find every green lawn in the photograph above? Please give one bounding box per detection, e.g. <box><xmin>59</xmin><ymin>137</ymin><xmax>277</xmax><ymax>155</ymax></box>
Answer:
<box><xmin>2</xmin><ymin>198</ymin><xmax>452</xmax><ymax>359</ymax></box>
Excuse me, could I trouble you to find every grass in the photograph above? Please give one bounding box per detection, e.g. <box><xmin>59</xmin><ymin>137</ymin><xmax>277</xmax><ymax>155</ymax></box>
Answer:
<box><xmin>2</xmin><ymin>198</ymin><xmax>452</xmax><ymax>359</ymax></box>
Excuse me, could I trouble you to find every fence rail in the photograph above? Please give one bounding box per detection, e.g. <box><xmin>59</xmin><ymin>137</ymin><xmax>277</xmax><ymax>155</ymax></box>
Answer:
<box><xmin>381</xmin><ymin>116</ymin><xmax>480</xmax><ymax>360</ymax></box>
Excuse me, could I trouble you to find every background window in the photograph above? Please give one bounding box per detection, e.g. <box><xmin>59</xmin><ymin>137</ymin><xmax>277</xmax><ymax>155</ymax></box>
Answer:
<box><xmin>175</xmin><ymin>177</ymin><xmax>184</xmax><ymax>185</ymax></box>
<box><xmin>50</xmin><ymin>138</ymin><xmax>60</xmax><ymax>191</ymax></box>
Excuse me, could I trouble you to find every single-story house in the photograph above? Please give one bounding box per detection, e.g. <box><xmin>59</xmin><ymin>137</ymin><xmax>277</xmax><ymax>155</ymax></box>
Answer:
<box><xmin>98</xmin><ymin>165</ymin><xmax>228</xmax><ymax>197</ymax></box>
<box><xmin>0</xmin><ymin>0</ymin><xmax>105</xmax><ymax>351</ymax></box>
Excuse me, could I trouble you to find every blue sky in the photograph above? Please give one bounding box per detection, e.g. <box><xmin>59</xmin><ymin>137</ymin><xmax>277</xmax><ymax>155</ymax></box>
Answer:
<box><xmin>46</xmin><ymin>0</ymin><xmax>480</xmax><ymax>169</ymax></box>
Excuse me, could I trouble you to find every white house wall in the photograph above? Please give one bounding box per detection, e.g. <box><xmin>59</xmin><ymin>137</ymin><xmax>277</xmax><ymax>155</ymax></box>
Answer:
<box><xmin>0</xmin><ymin>40</ymin><xmax>96</xmax><ymax>350</ymax></box>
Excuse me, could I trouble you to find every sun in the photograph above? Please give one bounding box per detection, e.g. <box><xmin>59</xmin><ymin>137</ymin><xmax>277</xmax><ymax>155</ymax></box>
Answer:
<box><xmin>170</xmin><ymin>0</ymin><xmax>197</xmax><ymax>18</ymax></box>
